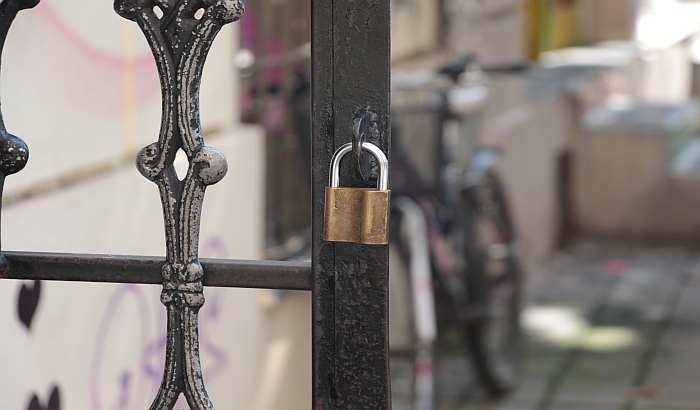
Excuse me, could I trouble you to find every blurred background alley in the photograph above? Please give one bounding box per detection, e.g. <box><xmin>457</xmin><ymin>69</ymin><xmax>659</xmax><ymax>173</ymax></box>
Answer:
<box><xmin>3</xmin><ymin>0</ymin><xmax>700</xmax><ymax>409</ymax></box>
<box><xmin>237</xmin><ymin>0</ymin><xmax>700</xmax><ymax>408</ymax></box>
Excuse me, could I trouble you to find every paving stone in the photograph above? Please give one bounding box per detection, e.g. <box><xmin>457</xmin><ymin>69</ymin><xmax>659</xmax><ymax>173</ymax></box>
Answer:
<box><xmin>435</xmin><ymin>355</ymin><xmax>478</xmax><ymax>406</ymax></box>
<box><xmin>433</xmin><ymin>241</ymin><xmax>700</xmax><ymax>410</ymax></box>
<box><xmin>547</xmin><ymin>397</ymin><xmax>622</xmax><ymax>410</ymax></box>
<box><xmin>626</xmin><ymin>288</ymin><xmax>700</xmax><ymax>409</ymax></box>
<box><xmin>636</xmin><ymin>402</ymin><xmax>700</xmax><ymax>410</ymax></box>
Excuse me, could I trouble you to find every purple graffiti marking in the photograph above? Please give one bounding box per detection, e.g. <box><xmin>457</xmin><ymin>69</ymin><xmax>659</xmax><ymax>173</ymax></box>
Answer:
<box><xmin>91</xmin><ymin>285</ymin><xmax>152</xmax><ymax>410</ymax></box>
<box><xmin>17</xmin><ymin>280</ymin><xmax>41</xmax><ymax>331</ymax></box>
<box><xmin>199</xmin><ymin>289</ymin><xmax>228</xmax><ymax>381</ymax></box>
<box><xmin>201</xmin><ymin>236</ymin><xmax>229</xmax><ymax>259</ymax></box>
<box><xmin>199</xmin><ymin>236</ymin><xmax>229</xmax><ymax>381</ymax></box>
<box><xmin>91</xmin><ymin>236</ymin><xmax>231</xmax><ymax>409</ymax></box>
<box><xmin>27</xmin><ymin>384</ymin><xmax>60</xmax><ymax>410</ymax></box>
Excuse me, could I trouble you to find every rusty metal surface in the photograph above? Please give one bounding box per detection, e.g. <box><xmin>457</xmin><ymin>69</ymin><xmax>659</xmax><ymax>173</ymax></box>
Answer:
<box><xmin>312</xmin><ymin>0</ymin><xmax>392</xmax><ymax>408</ymax></box>
<box><xmin>0</xmin><ymin>251</ymin><xmax>312</xmax><ymax>290</ymax></box>
<box><xmin>351</xmin><ymin>111</ymin><xmax>381</xmax><ymax>179</ymax></box>
<box><xmin>114</xmin><ymin>0</ymin><xmax>244</xmax><ymax>408</ymax></box>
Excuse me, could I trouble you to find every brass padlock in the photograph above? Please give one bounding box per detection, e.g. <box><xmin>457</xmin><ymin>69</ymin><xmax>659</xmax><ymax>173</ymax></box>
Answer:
<box><xmin>324</xmin><ymin>142</ymin><xmax>390</xmax><ymax>245</ymax></box>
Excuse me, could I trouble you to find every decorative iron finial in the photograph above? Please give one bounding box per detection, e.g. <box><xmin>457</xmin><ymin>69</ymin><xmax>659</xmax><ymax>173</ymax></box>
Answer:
<box><xmin>0</xmin><ymin>0</ymin><xmax>39</xmax><ymax>274</ymax></box>
<box><xmin>114</xmin><ymin>0</ymin><xmax>244</xmax><ymax>408</ymax></box>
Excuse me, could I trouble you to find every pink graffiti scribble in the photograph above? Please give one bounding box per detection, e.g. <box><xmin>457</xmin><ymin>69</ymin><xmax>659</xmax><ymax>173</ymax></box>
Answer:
<box><xmin>6</xmin><ymin>2</ymin><xmax>160</xmax><ymax>117</ymax></box>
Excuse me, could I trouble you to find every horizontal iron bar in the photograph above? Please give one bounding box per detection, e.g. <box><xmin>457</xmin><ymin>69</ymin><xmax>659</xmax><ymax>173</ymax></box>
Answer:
<box><xmin>0</xmin><ymin>251</ymin><xmax>312</xmax><ymax>291</ymax></box>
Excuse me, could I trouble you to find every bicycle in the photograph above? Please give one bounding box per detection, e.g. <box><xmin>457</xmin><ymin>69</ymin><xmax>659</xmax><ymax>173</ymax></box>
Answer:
<box><xmin>279</xmin><ymin>59</ymin><xmax>523</xmax><ymax>408</ymax></box>
<box><xmin>388</xmin><ymin>59</ymin><xmax>523</xmax><ymax>409</ymax></box>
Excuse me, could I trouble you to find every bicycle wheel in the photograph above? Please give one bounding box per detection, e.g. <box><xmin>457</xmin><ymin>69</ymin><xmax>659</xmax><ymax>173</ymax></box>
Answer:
<box><xmin>389</xmin><ymin>204</ymin><xmax>437</xmax><ymax>410</ymax></box>
<box><xmin>455</xmin><ymin>172</ymin><xmax>522</xmax><ymax>397</ymax></box>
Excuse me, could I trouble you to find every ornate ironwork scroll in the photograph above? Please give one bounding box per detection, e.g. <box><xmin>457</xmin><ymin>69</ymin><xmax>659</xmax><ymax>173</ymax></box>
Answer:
<box><xmin>114</xmin><ymin>0</ymin><xmax>244</xmax><ymax>408</ymax></box>
<box><xmin>0</xmin><ymin>0</ymin><xmax>39</xmax><ymax>273</ymax></box>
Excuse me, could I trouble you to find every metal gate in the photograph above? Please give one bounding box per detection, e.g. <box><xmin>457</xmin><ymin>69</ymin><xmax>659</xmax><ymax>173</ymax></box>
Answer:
<box><xmin>0</xmin><ymin>0</ymin><xmax>391</xmax><ymax>408</ymax></box>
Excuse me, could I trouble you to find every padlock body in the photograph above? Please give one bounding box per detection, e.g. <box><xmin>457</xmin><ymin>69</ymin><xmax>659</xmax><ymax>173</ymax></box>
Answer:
<box><xmin>324</xmin><ymin>187</ymin><xmax>390</xmax><ymax>245</ymax></box>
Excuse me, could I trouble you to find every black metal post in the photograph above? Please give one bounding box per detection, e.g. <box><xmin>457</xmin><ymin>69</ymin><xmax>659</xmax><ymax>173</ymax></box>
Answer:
<box><xmin>311</xmin><ymin>0</ymin><xmax>391</xmax><ymax>408</ymax></box>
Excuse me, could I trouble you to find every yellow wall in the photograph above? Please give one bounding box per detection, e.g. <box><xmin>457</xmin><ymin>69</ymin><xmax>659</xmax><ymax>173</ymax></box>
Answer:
<box><xmin>525</xmin><ymin>0</ymin><xmax>578</xmax><ymax>58</ymax></box>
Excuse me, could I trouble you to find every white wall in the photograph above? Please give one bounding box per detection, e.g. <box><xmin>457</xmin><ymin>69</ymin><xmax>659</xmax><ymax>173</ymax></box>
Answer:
<box><xmin>391</xmin><ymin>0</ymin><xmax>441</xmax><ymax>61</ymax></box>
<box><xmin>0</xmin><ymin>130</ymin><xmax>303</xmax><ymax>410</ymax></box>
<box><xmin>2</xmin><ymin>0</ymin><xmax>239</xmax><ymax>195</ymax></box>
<box><xmin>0</xmin><ymin>2</ymin><xmax>312</xmax><ymax>409</ymax></box>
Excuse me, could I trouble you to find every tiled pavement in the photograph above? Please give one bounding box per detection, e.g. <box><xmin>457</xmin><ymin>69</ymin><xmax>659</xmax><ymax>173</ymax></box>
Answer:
<box><xmin>433</xmin><ymin>240</ymin><xmax>700</xmax><ymax>410</ymax></box>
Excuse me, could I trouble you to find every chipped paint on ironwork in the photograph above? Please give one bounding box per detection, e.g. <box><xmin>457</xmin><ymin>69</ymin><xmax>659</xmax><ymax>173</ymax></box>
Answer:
<box><xmin>0</xmin><ymin>0</ymin><xmax>40</xmax><ymax>273</ymax></box>
<box><xmin>114</xmin><ymin>0</ymin><xmax>243</xmax><ymax>408</ymax></box>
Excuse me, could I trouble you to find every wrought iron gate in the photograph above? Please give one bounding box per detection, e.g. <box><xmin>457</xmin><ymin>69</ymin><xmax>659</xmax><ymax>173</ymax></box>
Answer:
<box><xmin>0</xmin><ymin>0</ymin><xmax>391</xmax><ymax>408</ymax></box>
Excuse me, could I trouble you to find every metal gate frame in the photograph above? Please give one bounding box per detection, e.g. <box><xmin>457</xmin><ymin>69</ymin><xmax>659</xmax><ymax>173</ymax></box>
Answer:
<box><xmin>0</xmin><ymin>0</ymin><xmax>390</xmax><ymax>408</ymax></box>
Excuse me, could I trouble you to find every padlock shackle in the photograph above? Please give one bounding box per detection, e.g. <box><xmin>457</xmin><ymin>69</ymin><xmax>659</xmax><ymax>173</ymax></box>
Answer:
<box><xmin>329</xmin><ymin>142</ymin><xmax>389</xmax><ymax>190</ymax></box>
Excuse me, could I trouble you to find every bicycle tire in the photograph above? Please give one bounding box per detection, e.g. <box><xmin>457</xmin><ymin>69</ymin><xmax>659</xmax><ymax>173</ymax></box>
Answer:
<box><xmin>389</xmin><ymin>210</ymin><xmax>436</xmax><ymax>410</ymax></box>
<box><xmin>458</xmin><ymin>172</ymin><xmax>522</xmax><ymax>397</ymax></box>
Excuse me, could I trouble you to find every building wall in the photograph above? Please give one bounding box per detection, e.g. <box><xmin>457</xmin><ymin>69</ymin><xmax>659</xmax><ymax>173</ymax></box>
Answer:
<box><xmin>2</xmin><ymin>0</ymin><xmax>239</xmax><ymax>196</ymax></box>
<box><xmin>0</xmin><ymin>1</ymin><xmax>308</xmax><ymax>409</ymax></box>
<box><xmin>392</xmin><ymin>0</ymin><xmax>442</xmax><ymax>61</ymax></box>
